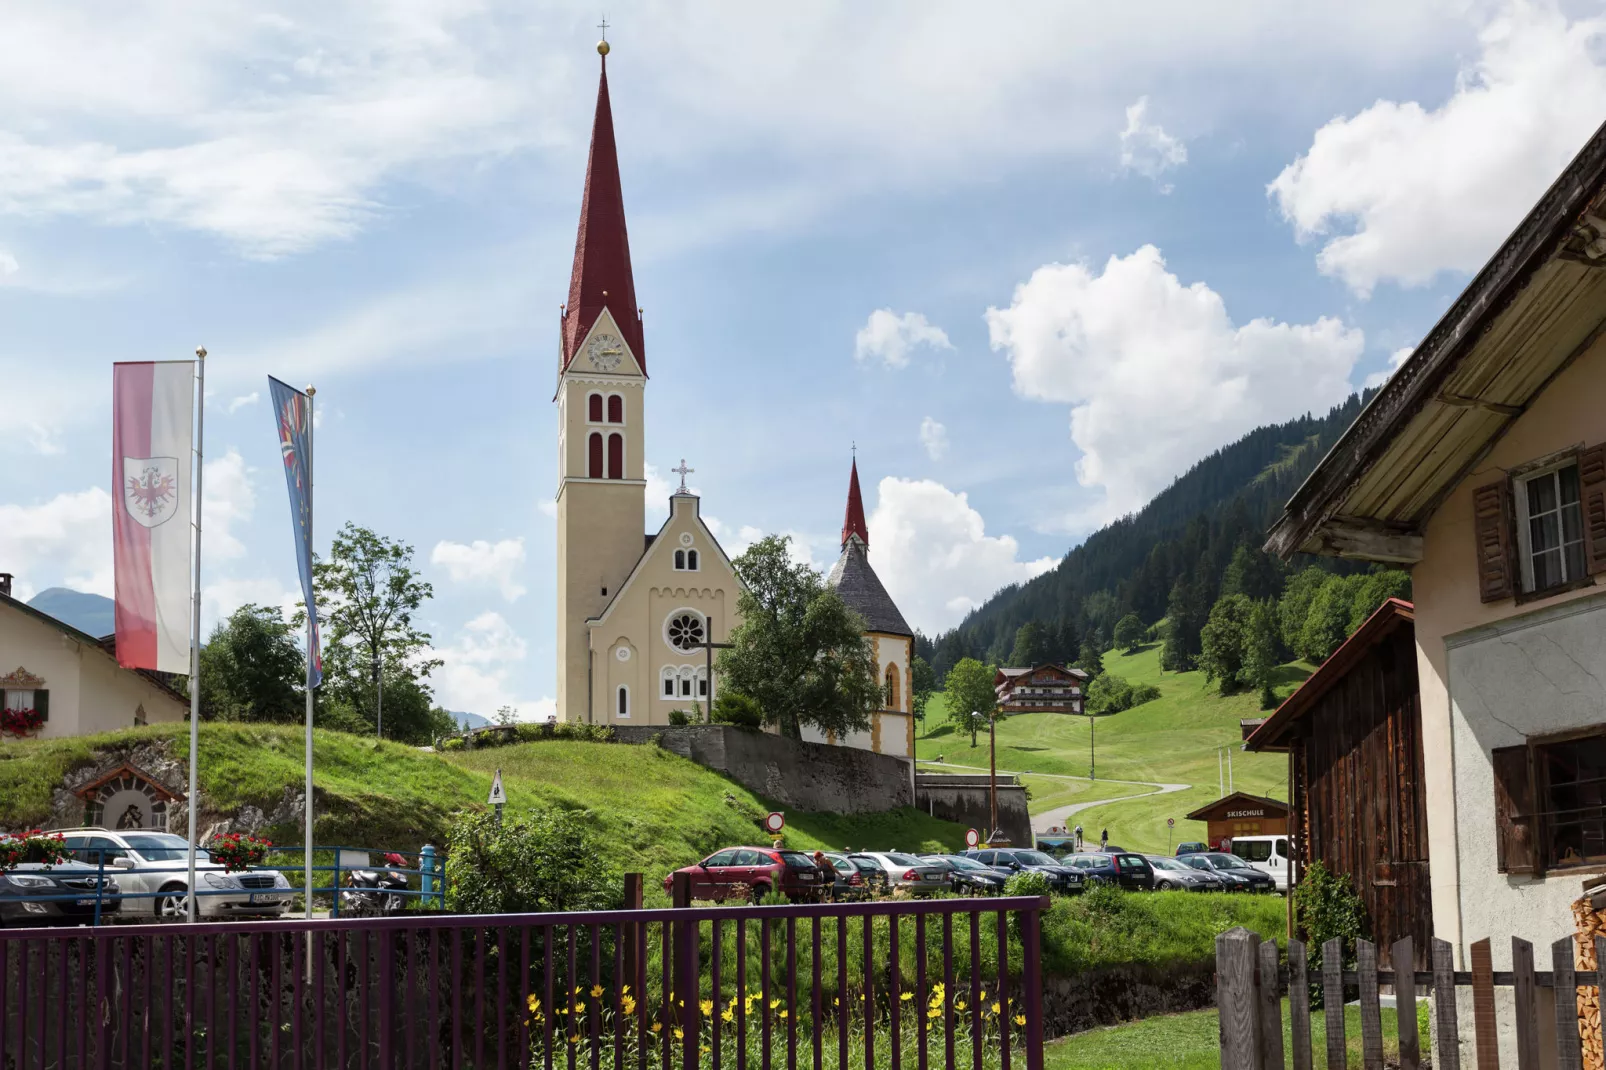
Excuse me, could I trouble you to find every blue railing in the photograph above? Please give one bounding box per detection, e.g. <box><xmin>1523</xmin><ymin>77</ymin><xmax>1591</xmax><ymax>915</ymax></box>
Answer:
<box><xmin>0</xmin><ymin>843</ymin><xmax>448</xmax><ymax>926</ymax></box>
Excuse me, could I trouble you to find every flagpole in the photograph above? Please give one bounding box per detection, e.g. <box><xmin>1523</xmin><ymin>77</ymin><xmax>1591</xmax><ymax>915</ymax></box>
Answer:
<box><xmin>186</xmin><ymin>345</ymin><xmax>207</xmax><ymax>924</ymax></box>
<box><xmin>304</xmin><ymin>385</ymin><xmax>316</xmax><ymax>922</ymax></box>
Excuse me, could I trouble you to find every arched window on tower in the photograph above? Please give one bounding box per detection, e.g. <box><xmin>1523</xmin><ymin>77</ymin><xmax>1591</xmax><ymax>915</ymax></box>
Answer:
<box><xmin>687</xmin><ymin>550</ymin><xmax>699</xmax><ymax>571</ymax></box>
<box><xmin>607</xmin><ymin>433</ymin><xmax>623</xmax><ymax>480</ymax></box>
<box><xmin>607</xmin><ymin>394</ymin><xmax>623</xmax><ymax>423</ymax></box>
<box><xmin>588</xmin><ymin>433</ymin><xmax>604</xmax><ymax>478</ymax></box>
<box><xmin>661</xmin><ymin>667</ymin><xmax>676</xmax><ymax>698</ymax></box>
<box><xmin>884</xmin><ymin>664</ymin><xmax>900</xmax><ymax>710</ymax></box>
<box><xmin>588</xmin><ymin>393</ymin><xmax>603</xmax><ymax>422</ymax></box>
<box><xmin>674</xmin><ymin>550</ymin><xmax>686</xmax><ymax>570</ymax></box>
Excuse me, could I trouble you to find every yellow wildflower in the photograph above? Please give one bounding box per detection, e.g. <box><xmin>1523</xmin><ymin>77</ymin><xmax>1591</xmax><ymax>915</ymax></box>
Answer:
<box><xmin>833</xmin><ymin>998</ymin><xmax>840</xmax><ymax>1007</ymax></box>
<box><xmin>700</xmin><ymin>999</ymin><xmax>713</xmax><ymax>1017</ymax></box>
<box><xmin>1014</xmin><ymin>1014</ymin><xmax>1026</xmax><ymax>1026</ymax></box>
<box><xmin>673</xmin><ymin>1028</ymin><xmax>684</xmax><ymax>1040</ymax></box>
<box><xmin>769</xmin><ymin>998</ymin><xmax>781</xmax><ymax>1010</ymax></box>
<box><xmin>568</xmin><ymin>1035</ymin><xmax>580</xmax><ymax>1045</ymax></box>
<box><xmin>927</xmin><ymin>1008</ymin><xmax>940</xmax><ymax>1020</ymax></box>
<box><xmin>899</xmin><ymin>992</ymin><xmax>913</xmax><ymax>1002</ymax></box>
<box><xmin>779</xmin><ymin>1009</ymin><xmax>790</xmax><ymax>1020</ymax></box>
<box><xmin>722</xmin><ymin>1009</ymin><xmax>734</xmax><ymax>1023</ymax></box>
<box><xmin>991</xmin><ymin>1002</ymin><xmax>1001</xmax><ymax>1016</ymax></box>
<box><xmin>980</xmin><ymin>991</ymin><xmax>988</xmax><ymax>1001</ymax></box>
<box><xmin>955</xmin><ymin>1000</ymin><xmax>967</xmax><ymax>1012</ymax></box>
<box><xmin>702</xmin><ymin>1046</ymin><xmax>711</xmax><ymax>1056</ymax></box>
<box><xmin>651</xmin><ymin>1022</ymin><xmax>663</xmax><ymax>1034</ymax></box>
<box><xmin>591</xmin><ymin>984</ymin><xmax>604</xmax><ymax>998</ymax></box>
<box><xmin>621</xmin><ymin>996</ymin><xmax>637</xmax><ymax>1016</ymax></box>
<box><xmin>622</xmin><ymin>985</ymin><xmax>631</xmax><ymax>995</ymax></box>
<box><xmin>527</xmin><ymin>995</ymin><xmax>541</xmax><ymax>1013</ymax></box>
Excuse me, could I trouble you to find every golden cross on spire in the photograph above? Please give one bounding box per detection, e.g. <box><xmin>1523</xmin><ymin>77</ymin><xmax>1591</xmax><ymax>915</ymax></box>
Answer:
<box><xmin>598</xmin><ymin>14</ymin><xmax>609</xmax><ymax>40</ymax></box>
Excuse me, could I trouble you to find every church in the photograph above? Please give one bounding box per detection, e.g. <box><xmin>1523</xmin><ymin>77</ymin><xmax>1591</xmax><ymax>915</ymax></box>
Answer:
<box><xmin>552</xmin><ymin>42</ymin><xmax>915</xmax><ymax>759</ymax></box>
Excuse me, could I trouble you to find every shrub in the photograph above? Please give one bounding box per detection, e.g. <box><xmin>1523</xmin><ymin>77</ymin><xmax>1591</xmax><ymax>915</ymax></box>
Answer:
<box><xmin>1003</xmin><ymin>870</ymin><xmax>1052</xmax><ymax>898</ymax></box>
<box><xmin>438</xmin><ymin>737</ymin><xmax>465</xmax><ymax>753</ymax></box>
<box><xmin>1085</xmin><ymin>674</ymin><xmax>1161</xmax><ymax>715</ymax></box>
<box><xmin>1292</xmin><ymin>860</ymin><xmax>1369</xmax><ymax>1007</ymax></box>
<box><xmin>444</xmin><ymin>807</ymin><xmax>621</xmax><ymax>915</ymax></box>
<box><xmin>552</xmin><ymin>721</ymin><xmax>615</xmax><ymax>743</ymax></box>
<box><xmin>0</xmin><ymin>830</ymin><xmax>67</xmax><ymax>870</ymax></box>
<box><xmin>710</xmin><ymin>692</ymin><xmax>764</xmax><ymax>728</ymax></box>
<box><xmin>514</xmin><ymin>723</ymin><xmax>550</xmax><ymax>743</ymax></box>
<box><xmin>667</xmin><ymin>709</ymin><xmax>692</xmax><ymax>726</ymax></box>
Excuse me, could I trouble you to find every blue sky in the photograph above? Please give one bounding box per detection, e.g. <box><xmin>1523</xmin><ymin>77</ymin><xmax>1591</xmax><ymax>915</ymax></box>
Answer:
<box><xmin>6</xmin><ymin>1</ymin><xmax>1606</xmax><ymax>718</ymax></box>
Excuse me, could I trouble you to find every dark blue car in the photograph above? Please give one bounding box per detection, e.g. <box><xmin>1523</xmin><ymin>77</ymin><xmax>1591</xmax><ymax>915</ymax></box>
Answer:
<box><xmin>1060</xmin><ymin>852</ymin><xmax>1155</xmax><ymax>891</ymax></box>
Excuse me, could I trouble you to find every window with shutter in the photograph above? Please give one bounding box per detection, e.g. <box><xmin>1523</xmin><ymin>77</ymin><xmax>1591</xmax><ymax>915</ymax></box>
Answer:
<box><xmin>1581</xmin><ymin>443</ymin><xmax>1606</xmax><ymax>575</ymax></box>
<box><xmin>1492</xmin><ymin>745</ymin><xmax>1537</xmax><ymax>875</ymax></box>
<box><xmin>1474</xmin><ymin>480</ymin><xmax>1515</xmax><ymax>603</ymax></box>
<box><xmin>36</xmin><ymin>689</ymin><xmax>48</xmax><ymax>722</ymax></box>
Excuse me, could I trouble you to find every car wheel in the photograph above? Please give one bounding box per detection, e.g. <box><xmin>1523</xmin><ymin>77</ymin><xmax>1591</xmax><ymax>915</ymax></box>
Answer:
<box><xmin>748</xmin><ymin>883</ymin><xmax>771</xmax><ymax>905</ymax></box>
<box><xmin>1157</xmin><ymin>880</ymin><xmax>1175</xmax><ymax>891</ymax></box>
<box><xmin>156</xmin><ymin>884</ymin><xmax>190</xmax><ymax>921</ymax></box>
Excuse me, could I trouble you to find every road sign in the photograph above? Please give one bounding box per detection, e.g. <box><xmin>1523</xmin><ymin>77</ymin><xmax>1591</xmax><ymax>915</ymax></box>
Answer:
<box><xmin>1167</xmin><ymin>818</ymin><xmax>1175</xmax><ymax>828</ymax></box>
<box><xmin>764</xmin><ymin>812</ymin><xmax>785</xmax><ymax>834</ymax></box>
<box><xmin>488</xmin><ymin>769</ymin><xmax>507</xmax><ymax>806</ymax></box>
<box><xmin>964</xmin><ymin>828</ymin><xmax>980</xmax><ymax>848</ymax></box>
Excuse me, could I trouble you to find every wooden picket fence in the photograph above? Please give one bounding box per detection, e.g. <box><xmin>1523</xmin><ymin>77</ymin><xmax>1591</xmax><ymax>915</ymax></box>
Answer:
<box><xmin>1215</xmin><ymin>925</ymin><xmax>1604</xmax><ymax>1069</ymax></box>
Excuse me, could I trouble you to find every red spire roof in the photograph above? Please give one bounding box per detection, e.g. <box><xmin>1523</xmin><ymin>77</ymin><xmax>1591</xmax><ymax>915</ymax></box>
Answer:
<box><xmin>841</xmin><ymin>457</ymin><xmax>869</xmax><ymax>550</ymax></box>
<box><xmin>561</xmin><ymin>55</ymin><xmax>644</xmax><ymax>374</ymax></box>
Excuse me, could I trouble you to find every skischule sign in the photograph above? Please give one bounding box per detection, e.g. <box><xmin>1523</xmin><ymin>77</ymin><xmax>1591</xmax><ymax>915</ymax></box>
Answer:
<box><xmin>1225</xmin><ymin>809</ymin><xmax>1266</xmax><ymax>818</ymax></box>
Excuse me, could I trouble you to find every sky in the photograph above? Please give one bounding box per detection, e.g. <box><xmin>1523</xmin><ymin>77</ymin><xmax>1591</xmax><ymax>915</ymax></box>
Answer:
<box><xmin>5</xmin><ymin>1</ymin><xmax>1606</xmax><ymax>720</ymax></box>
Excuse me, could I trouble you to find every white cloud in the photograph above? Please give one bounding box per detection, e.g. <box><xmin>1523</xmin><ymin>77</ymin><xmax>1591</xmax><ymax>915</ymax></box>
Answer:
<box><xmin>1118</xmin><ymin>96</ymin><xmax>1186</xmax><ymax>191</ymax></box>
<box><xmin>0</xmin><ymin>487</ymin><xmax>113</xmax><ymax>600</ymax></box>
<box><xmin>702</xmin><ymin>516</ymin><xmax>822</xmax><ymax>572</ymax></box>
<box><xmin>537</xmin><ymin>499</ymin><xmax>558</xmax><ymax>518</ymax></box>
<box><xmin>432</xmin><ymin>610</ymin><xmax>551</xmax><ymax>719</ymax></box>
<box><xmin>919</xmin><ymin>417</ymin><xmax>949</xmax><ymax>461</ymax></box>
<box><xmin>430</xmin><ymin>537</ymin><xmax>527</xmax><ymax>602</ymax></box>
<box><xmin>202</xmin><ymin>448</ymin><xmax>256</xmax><ymax>561</ymax></box>
<box><xmin>227</xmin><ymin>392</ymin><xmax>259</xmax><ymax>414</ymax></box>
<box><xmin>987</xmin><ymin>244</ymin><xmax>1363</xmax><ymax>522</ymax></box>
<box><xmin>853</xmin><ymin>310</ymin><xmax>953</xmax><ymax>369</ymax></box>
<box><xmin>1363</xmin><ymin>346</ymin><xmax>1415</xmax><ymax>389</ymax></box>
<box><xmin>201</xmin><ymin>575</ymin><xmax>300</xmax><ymax>634</ymax></box>
<box><xmin>867</xmin><ymin>477</ymin><xmax>1055</xmax><ymax>634</ymax></box>
<box><xmin>0</xmin><ymin>250</ymin><xmax>17</xmax><ymax>277</ymax></box>
<box><xmin>1269</xmin><ymin>3</ymin><xmax>1606</xmax><ymax>295</ymax></box>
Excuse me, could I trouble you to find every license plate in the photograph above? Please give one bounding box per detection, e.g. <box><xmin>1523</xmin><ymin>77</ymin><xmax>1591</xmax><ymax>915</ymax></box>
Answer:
<box><xmin>76</xmin><ymin>899</ymin><xmax>96</xmax><ymax>907</ymax></box>
<box><xmin>249</xmin><ymin>894</ymin><xmax>283</xmax><ymax>905</ymax></box>
<box><xmin>923</xmin><ymin>874</ymin><xmax>941</xmax><ymax>881</ymax></box>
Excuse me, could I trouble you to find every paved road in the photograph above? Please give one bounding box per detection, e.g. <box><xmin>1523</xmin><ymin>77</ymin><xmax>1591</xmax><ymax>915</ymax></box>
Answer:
<box><xmin>916</xmin><ymin>759</ymin><xmax>1190</xmax><ymax>833</ymax></box>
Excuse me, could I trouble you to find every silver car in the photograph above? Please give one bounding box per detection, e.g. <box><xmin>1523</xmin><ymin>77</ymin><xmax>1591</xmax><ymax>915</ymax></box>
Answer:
<box><xmin>847</xmin><ymin>852</ymin><xmax>950</xmax><ymax>895</ymax></box>
<box><xmin>58</xmin><ymin>828</ymin><xmax>293</xmax><ymax>920</ymax></box>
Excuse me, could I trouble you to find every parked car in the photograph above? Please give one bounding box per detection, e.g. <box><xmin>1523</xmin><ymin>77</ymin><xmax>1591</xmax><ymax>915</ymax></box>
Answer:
<box><xmin>1179</xmin><ymin>852</ymin><xmax>1276</xmax><ymax>892</ymax></box>
<box><xmin>58</xmin><ymin>828</ymin><xmax>292</xmax><ymax>919</ymax></box>
<box><xmin>662</xmin><ymin>847</ymin><xmax>826</xmax><ymax>902</ymax></box>
<box><xmin>918</xmin><ymin>854</ymin><xmax>1011</xmax><ymax>895</ymax></box>
<box><xmin>1229</xmin><ymin>835</ymin><xmax>1291</xmax><ymax>893</ymax></box>
<box><xmin>1145</xmin><ymin>854</ymin><xmax>1226</xmax><ymax>892</ymax></box>
<box><xmin>847</xmin><ymin>852</ymin><xmax>950</xmax><ymax>895</ymax></box>
<box><xmin>963</xmin><ymin>848</ymin><xmax>1085</xmax><ymax>893</ymax></box>
<box><xmin>1175</xmin><ymin>842</ymin><xmax>1210</xmax><ymax>856</ymax></box>
<box><xmin>0</xmin><ymin>862</ymin><xmax>121</xmax><ymax>927</ymax></box>
<box><xmin>819</xmin><ymin>852</ymin><xmax>870</xmax><ymax>901</ymax></box>
<box><xmin>1057</xmin><ymin>852</ymin><xmax>1153</xmax><ymax>890</ymax></box>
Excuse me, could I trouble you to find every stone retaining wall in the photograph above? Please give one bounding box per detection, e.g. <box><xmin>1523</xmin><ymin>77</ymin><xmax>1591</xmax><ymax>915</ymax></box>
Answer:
<box><xmin>614</xmin><ymin>725</ymin><xmax>914</xmax><ymax>814</ymax></box>
<box><xmin>914</xmin><ymin>772</ymin><xmax>1033</xmax><ymax>847</ymax></box>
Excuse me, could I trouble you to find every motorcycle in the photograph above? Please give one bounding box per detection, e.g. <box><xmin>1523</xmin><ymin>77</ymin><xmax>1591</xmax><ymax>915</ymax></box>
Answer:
<box><xmin>339</xmin><ymin>852</ymin><xmax>410</xmax><ymax>917</ymax></box>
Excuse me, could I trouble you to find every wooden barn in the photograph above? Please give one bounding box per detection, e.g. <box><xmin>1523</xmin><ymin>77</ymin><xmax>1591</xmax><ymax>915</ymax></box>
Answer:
<box><xmin>1245</xmin><ymin>598</ymin><xmax>1432</xmax><ymax>969</ymax></box>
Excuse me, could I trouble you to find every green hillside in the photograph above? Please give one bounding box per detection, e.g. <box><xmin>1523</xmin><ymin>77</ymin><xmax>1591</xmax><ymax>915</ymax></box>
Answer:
<box><xmin>0</xmin><ymin>724</ymin><xmax>964</xmax><ymax>889</ymax></box>
<box><xmin>918</xmin><ymin>646</ymin><xmax>1312</xmax><ymax>852</ymax></box>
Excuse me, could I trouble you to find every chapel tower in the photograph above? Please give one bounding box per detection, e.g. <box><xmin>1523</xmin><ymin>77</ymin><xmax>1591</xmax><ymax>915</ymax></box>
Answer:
<box><xmin>555</xmin><ymin>40</ymin><xmax>648</xmax><ymax>722</ymax></box>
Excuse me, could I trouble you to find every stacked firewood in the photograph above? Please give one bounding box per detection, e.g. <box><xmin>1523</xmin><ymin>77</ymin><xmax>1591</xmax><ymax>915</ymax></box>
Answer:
<box><xmin>1574</xmin><ymin>877</ymin><xmax>1606</xmax><ymax>1070</ymax></box>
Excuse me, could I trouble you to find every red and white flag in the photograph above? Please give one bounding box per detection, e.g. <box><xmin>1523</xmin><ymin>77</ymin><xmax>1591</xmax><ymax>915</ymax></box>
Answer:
<box><xmin>112</xmin><ymin>361</ymin><xmax>195</xmax><ymax>672</ymax></box>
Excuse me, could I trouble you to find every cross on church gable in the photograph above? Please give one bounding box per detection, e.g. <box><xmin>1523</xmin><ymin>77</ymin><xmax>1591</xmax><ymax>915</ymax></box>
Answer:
<box><xmin>672</xmin><ymin>459</ymin><xmax>693</xmax><ymax>492</ymax></box>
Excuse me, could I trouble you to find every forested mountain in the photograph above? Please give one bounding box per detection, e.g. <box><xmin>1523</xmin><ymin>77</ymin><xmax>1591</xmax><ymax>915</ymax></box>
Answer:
<box><xmin>921</xmin><ymin>391</ymin><xmax>1381</xmax><ymax>680</ymax></box>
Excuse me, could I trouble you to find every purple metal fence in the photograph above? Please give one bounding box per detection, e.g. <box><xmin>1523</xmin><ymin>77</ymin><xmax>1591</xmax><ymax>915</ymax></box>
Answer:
<box><xmin>0</xmin><ymin>895</ymin><xmax>1046</xmax><ymax>1069</ymax></box>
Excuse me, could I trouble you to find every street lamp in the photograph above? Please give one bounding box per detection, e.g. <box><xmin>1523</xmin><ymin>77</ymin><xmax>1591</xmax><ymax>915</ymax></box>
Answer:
<box><xmin>972</xmin><ymin>710</ymin><xmax>1001</xmax><ymax>845</ymax></box>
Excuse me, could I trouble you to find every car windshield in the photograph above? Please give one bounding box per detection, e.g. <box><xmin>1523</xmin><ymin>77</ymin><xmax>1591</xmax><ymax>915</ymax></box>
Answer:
<box><xmin>1205</xmin><ymin>853</ymin><xmax>1251</xmax><ymax>868</ymax></box>
<box><xmin>1014</xmin><ymin>851</ymin><xmax>1057</xmax><ymax>866</ymax></box>
<box><xmin>945</xmin><ymin>856</ymin><xmax>991</xmax><ymax>872</ymax></box>
<box><xmin>122</xmin><ymin>833</ymin><xmax>196</xmax><ymax>862</ymax></box>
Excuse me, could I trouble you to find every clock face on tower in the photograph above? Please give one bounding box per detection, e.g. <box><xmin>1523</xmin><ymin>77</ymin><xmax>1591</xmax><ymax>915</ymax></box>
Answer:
<box><xmin>586</xmin><ymin>332</ymin><xmax>625</xmax><ymax>372</ymax></box>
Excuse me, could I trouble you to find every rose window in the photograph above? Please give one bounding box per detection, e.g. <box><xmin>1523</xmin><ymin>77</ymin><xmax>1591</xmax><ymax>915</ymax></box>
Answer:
<box><xmin>667</xmin><ymin>613</ymin><xmax>705</xmax><ymax>652</ymax></box>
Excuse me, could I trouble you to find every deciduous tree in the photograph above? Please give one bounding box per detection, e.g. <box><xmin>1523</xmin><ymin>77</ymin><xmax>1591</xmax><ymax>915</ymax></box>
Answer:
<box><xmin>942</xmin><ymin>657</ymin><xmax>997</xmax><ymax>747</ymax></box>
<box><xmin>910</xmin><ymin>655</ymin><xmax>937</xmax><ymax>723</ymax></box>
<box><xmin>718</xmin><ymin>535</ymin><xmax>880</xmax><ymax>741</ymax></box>
<box><xmin>197</xmin><ymin>604</ymin><xmax>305</xmax><ymax>723</ymax></box>
<box><xmin>1112</xmin><ymin>613</ymin><xmax>1145</xmax><ymax>654</ymax></box>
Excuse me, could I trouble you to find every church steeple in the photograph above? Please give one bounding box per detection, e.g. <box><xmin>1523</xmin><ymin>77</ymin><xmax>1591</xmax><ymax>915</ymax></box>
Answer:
<box><xmin>841</xmin><ymin>456</ymin><xmax>869</xmax><ymax>551</ymax></box>
<box><xmin>561</xmin><ymin>45</ymin><xmax>644</xmax><ymax>374</ymax></box>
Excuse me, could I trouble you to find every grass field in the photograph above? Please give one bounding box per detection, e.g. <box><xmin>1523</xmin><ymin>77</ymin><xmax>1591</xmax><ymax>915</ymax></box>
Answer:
<box><xmin>919</xmin><ymin>646</ymin><xmax>1314</xmax><ymax>853</ymax></box>
<box><xmin>1044</xmin><ymin>999</ymin><xmax>1430</xmax><ymax>1069</ymax></box>
<box><xmin>0</xmin><ymin>724</ymin><xmax>964</xmax><ymax>893</ymax></box>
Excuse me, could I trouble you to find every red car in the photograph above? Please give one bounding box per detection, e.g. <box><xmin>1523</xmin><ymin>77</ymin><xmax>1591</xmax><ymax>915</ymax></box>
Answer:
<box><xmin>662</xmin><ymin>847</ymin><xmax>826</xmax><ymax>903</ymax></box>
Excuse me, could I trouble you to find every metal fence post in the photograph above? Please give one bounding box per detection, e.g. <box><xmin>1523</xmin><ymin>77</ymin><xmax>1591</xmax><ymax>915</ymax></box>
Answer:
<box><xmin>1023</xmin><ymin>896</ymin><xmax>1046</xmax><ymax>1070</ymax></box>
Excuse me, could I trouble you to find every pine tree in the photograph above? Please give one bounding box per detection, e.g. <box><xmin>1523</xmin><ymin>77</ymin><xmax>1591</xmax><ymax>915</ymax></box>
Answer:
<box><xmin>1198</xmin><ymin>594</ymin><xmax>1253</xmax><ymax>694</ymax></box>
<box><xmin>1077</xmin><ymin>637</ymin><xmax>1105</xmax><ymax>678</ymax></box>
<box><xmin>1242</xmin><ymin>599</ymin><xmax>1283</xmax><ymax>709</ymax></box>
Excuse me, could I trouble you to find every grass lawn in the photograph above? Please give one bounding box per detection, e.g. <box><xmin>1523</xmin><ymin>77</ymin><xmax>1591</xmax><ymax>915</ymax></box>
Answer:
<box><xmin>1045</xmin><ymin>999</ymin><xmax>1431</xmax><ymax>1069</ymax></box>
<box><xmin>919</xmin><ymin>647</ymin><xmax>1316</xmax><ymax>853</ymax></box>
<box><xmin>0</xmin><ymin>724</ymin><xmax>966</xmax><ymax>897</ymax></box>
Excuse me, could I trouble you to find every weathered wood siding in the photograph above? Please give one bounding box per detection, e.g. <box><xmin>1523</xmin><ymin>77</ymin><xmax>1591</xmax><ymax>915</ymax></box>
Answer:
<box><xmin>1295</xmin><ymin>627</ymin><xmax>1433</xmax><ymax>970</ymax></box>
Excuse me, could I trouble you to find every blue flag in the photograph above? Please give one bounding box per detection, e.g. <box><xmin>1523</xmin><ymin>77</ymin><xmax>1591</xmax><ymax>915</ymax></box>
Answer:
<box><xmin>269</xmin><ymin>377</ymin><xmax>322</xmax><ymax>688</ymax></box>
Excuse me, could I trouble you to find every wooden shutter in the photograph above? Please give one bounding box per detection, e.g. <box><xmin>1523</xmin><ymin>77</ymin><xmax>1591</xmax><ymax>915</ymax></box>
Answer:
<box><xmin>34</xmin><ymin>689</ymin><xmax>47</xmax><ymax>722</ymax></box>
<box><xmin>1580</xmin><ymin>444</ymin><xmax>1606</xmax><ymax>575</ymax></box>
<box><xmin>1474</xmin><ymin>480</ymin><xmax>1516</xmax><ymax>603</ymax></box>
<box><xmin>1492</xmin><ymin>745</ymin><xmax>1537</xmax><ymax>874</ymax></box>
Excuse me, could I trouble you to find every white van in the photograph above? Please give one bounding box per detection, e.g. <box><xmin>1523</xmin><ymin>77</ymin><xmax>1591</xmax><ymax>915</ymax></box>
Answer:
<box><xmin>1229</xmin><ymin>835</ymin><xmax>1291</xmax><ymax>893</ymax></box>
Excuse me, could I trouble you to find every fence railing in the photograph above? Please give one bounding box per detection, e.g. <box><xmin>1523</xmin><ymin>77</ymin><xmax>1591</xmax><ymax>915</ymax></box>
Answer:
<box><xmin>1215</xmin><ymin>925</ymin><xmax>1597</xmax><ymax>1069</ymax></box>
<box><xmin>0</xmin><ymin>893</ymin><xmax>1048</xmax><ymax>1069</ymax></box>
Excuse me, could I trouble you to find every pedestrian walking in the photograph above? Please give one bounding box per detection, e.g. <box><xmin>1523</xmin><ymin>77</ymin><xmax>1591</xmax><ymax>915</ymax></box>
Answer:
<box><xmin>1099</xmin><ymin>828</ymin><xmax>1108</xmax><ymax>850</ymax></box>
<box><xmin>1073</xmin><ymin>824</ymin><xmax>1083</xmax><ymax>851</ymax></box>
